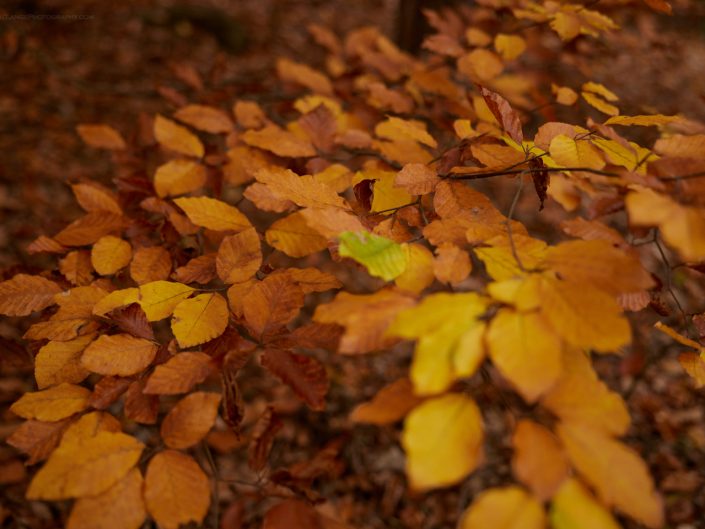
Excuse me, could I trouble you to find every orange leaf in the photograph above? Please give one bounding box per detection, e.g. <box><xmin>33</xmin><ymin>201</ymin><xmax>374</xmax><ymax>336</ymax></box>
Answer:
<box><xmin>72</xmin><ymin>182</ymin><xmax>122</xmax><ymax>214</ymax></box>
<box><xmin>76</xmin><ymin>124</ymin><xmax>127</xmax><ymax>150</ymax></box>
<box><xmin>460</xmin><ymin>486</ymin><xmax>545</xmax><ymax>529</ymax></box>
<box><xmin>350</xmin><ymin>378</ymin><xmax>423</xmax><ymax>425</ymax></box>
<box><xmin>144</xmin><ymin>450</ymin><xmax>210</xmax><ymax>529</ymax></box>
<box><xmin>143</xmin><ymin>352</ymin><xmax>214</xmax><ymax>394</ymax></box>
<box><xmin>558</xmin><ymin>421</ymin><xmax>664</xmax><ymax>528</ymax></box>
<box><xmin>276</xmin><ymin>58</ymin><xmax>333</xmax><ymax>95</ymax></box>
<box><xmin>0</xmin><ymin>274</ymin><xmax>62</xmax><ymax>316</ymax></box>
<box><xmin>67</xmin><ymin>468</ymin><xmax>146</xmax><ymax>529</ymax></box>
<box><xmin>244</xmin><ymin>182</ymin><xmax>296</xmax><ymax>212</ymax></box>
<box><xmin>265</xmin><ymin>211</ymin><xmax>329</xmax><ymax>258</ymax></box>
<box><xmin>395</xmin><ymin>163</ymin><xmax>440</xmax><ymax>195</ymax></box>
<box><xmin>233</xmin><ymin>99</ymin><xmax>268</xmax><ymax>129</ymax></box>
<box><xmin>272</xmin><ymin>267</ymin><xmax>342</xmax><ymax>294</ymax></box>
<box><xmin>7</xmin><ymin>419</ymin><xmax>71</xmax><ymax>465</ymax></box>
<box><xmin>59</xmin><ymin>250</ymin><xmax>94</xmax><ymax>285</ymax></box>
<box><xmin>153</xmin><ymin>114</ymin><xmax>204</xmax><ymax>158</ymax></box>
<box><xmin>241</xmin><ymin>124</ymin><xmax>316</xmax><ymax>158</ymax></box>
<box><xmin>124</xmin><ymin>379</ymin><xmax>159</xmax><ymax>424</ymax></box>
<box><xmin>242</xmin><ymin>275</ymin><xmax>305</xmax><ymax>340</ymax></box>
<box><xmin>511</xmin><ymin>420</ymin><xmax>569</xmax><ymax>500</ymax></box>
<box><xmin>255</xmin><ymin>167</ymin><xmax>349</xmax><ymax>209</ymax></box>
<box><xmin>153</xmin><ymin>159</ymin><xmax>207</xmax><ymax>198</ymax></box>
<box><xmin>173</xmin><ymin>104</ymin><xmax>233</xmax><ymax>134</ymax></box>
<box><xmin>171</xmin><ymin>293</ymin><xmax>229</xmax><ymax>348</ymax></box>
<box><xmin>433</xmin><ymin>243</ymin><xmax>472</xmax><ymax>285</ymax></box>
<box><xmin>130</xmin><ymin>246</ymin><xmax>172</xmax><ymax>285</ymax></box>
<box><xmin>260</xmin><ymin>349</ymin><xmax>329</xmax><ymax>410</ymax></box>
<box><xmin>175</xmin><ymin>196</ymin><xmax>253</xmax><ymax>232</ymax></box>
<box><xmin>26</xmin><ymin>430</ymin><xmax>143</xmax><ymax>499</ymax></box>
<box><xmin>81</xmin><ymin>334</ymin><xmax>158</xmax><ymax>376</ymax></box>
<box><xmin>54</xmin><ymin>212</ymin><xmax>125</xmax><ymax>246</ymax></box>
<box><xmin>216</xmin><ymin>228</ymin><xmax>263</xmax><ymax>283</ymax></box>
<box><xmin>34</xmin><ymin>335</ymin><xmax>94</xmax><ymax>389</ymax></box>
<box><xmin>91</xmin><ymin>235</ymin><xmax>132</xmax><ymax>276</ymax></box>
<box><xmin>248</xmin><ymin>407</ymin><xmax>283</xmax><ymax>471</ymax></box>
<box><xmin>173</xmin><ymin>253</ymin><xmax>217</xmax><ymax>284</ymax></box>
<box><xmin>10</xmin><ymin>383</ymin><xmax>90</xmax><ymax>422</ymax></box>
<box><xmin>161</xmin><ymin>391</ymin><xmax>222</xmax><ymax>449</ymax></box>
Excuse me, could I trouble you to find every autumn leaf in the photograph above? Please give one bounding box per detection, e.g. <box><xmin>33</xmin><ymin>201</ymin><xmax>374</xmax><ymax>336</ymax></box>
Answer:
<box><xmin>130</xmin><ymin>246</ymin><xmax>172</xmax><ymax>285</ymax></box>
<box><xmin>242</xmin><ymin>125</ymin><xmax>316</xmax><ymax>158</ymax></box>
<box><xmin>171</xmin><ymin>293</ymin><xmax>229</xmax><ymax>348</ymax></box>
<box><xmin>0</xmin><ymin>274</ymin><xmax>62</xmax><ymax>316</ymax></box>
<box><xmin>143</xmin><ymin>352</ymin><xmax>214</xmax><ymax>394</ymax></box>
<box><xmin>242</xmin><ymin>274</ymin><xmax>305</xmax><ymax>339</ymax></box>
<box><xmin>81</xmin><ymin>334</ymin><xmax>158</xmax><ymax>376</ymax></box>
<box><xmin>460</xmin><ymin>486</ymin><xmax>545</xmax><ymax>529</ymax></box>
<box><xmin>338</xmin><ymin>231</ymin><xmax>409</xmax><ymax>281</ymax></box>
<box><xmin>26</xmin><ymin>430</ymin><xmax>143</xmax><ymax>499</ymax></box>
<box><xmin>7</xmin><ymin>419</ymin><xmax>71</xmax><ymax>465</ymax></box>
<box><xmin>216</xmin><ymin>228</ymin><xmax>263</xmax><ymax>283</ymax></box>
<box><xmin>395</xmin><ymin>163</ymin><xmax>440</xmax><ymax>195</ymax></box>
<box><xmin>76</xmin><ymin>124</ymin><xmax>127</xmax><ymax>150</ymax></box>
<box><xmin>71</xmin><ymin>182</ymin><xmax>122</xmax><ymax>214</ymax></box>
<box><xmin>175</xmin><ymin>196</ymin><xmax>253</xmax><ymax>232</ymax></box>
<box><xmin>138</xmin><ymin>281</ymin><xmax>194</xmax><ymax>321</ymax></box>
<box><xmin>161</xmin><ymin>391</ymin><xmax>222</xmax><ymax>449</ymax></box>
<box><xmin>144</xmin><ymin>450</ymin><xmax>210</xmax><ymax>529</ymax></box>
<box><xmin>11</xmin><ymin>383</ymin><xmax>91</xmax><ymax>422</ymax></box>
<box><xmin>173</xmin><ymin>104</ymin><xmax>233</xmax><ymax>134</ymax></box>
<box><xmin>34</xmin><ymin>335</ymin><xmax>94</xmax><ymax>389</ymax></box>
<box><xmin>255</xmin><ymin>167</ymin><xmax>349</xmax><ymax>209</ymax></box>
<box><xmin>478</xmin><ymin>86</ymin><xmax>523</xmax><ymax>144</ymax></box>
<box><xmin>154</xmin><ymin>114</ymin><xmax>204</xmax><ymax>158</ymax></box>
<box><xmin>402</xmin><ymin>393</ymin><xmax>484</xmax><ymax>491</ymax></box>
<box><xmin>350</xmin><ymin>378</ymin><xmax>423</xmax><ymax>425</ymax></box>
<box><xmin>54</xmin><ymin>212</ymin><xmax>126</xmax><ymax>246</ymax></box>
<box><xmin>91</xmin><ymin>235</ymin><xmax>132</xmax><ymax>276</ymax></box>
<box><xmin>394</xmin><ymin>243</ymin><xmax>435</xmax><ymax>294</ymax></box>
<box><xmin>249</xmin><ymin>407</ymin><xmax>283</xmax><ymax>472</ymax></box>
<box><xmin>153</xmin><ymin>159</ymin><xmax>207</xmax><ymax>197</ymax></box>
<box><xmin>550</xmin><ymin>479</ymin><xmax>621</xmax><ymax>529</ymax></box>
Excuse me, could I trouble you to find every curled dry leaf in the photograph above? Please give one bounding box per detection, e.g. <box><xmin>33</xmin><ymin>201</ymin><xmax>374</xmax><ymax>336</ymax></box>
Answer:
<box><xmin>478</xmin><ymin>85</ymin><xmax>523</xmax><ymax>144</ymax></box>
<box><xmin>248</xmin><ymin>406</ymin><xmax>283</xmax><ymax>472</ymax></box>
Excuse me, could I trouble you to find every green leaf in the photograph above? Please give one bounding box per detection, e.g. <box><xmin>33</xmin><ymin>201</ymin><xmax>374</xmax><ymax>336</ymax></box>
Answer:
<box><xmin>338</xmin><ymin>231</ymin><xmax>408</xmax><ymax>281</ymax></box>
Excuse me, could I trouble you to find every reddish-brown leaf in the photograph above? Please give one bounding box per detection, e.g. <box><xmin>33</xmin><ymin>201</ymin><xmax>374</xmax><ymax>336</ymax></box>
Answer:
<box><xmin>143</xmin><ymin>352</ymin><xmax>214</xmax><ymax>395</ymax></box>
<box><xmin>242</xmin><ymin>275</ymin><xmax>305</xmax><ymax>340</ymax></box>
<box><xmin>248</xmin><ymin>407</ymin><xmax>283</xmax><ymax>472</ymax></box>
<box><xmin>124</xmin><ymin>379</ymin><xmax>159</xmax><ymax>424</ymax></box>
<box><xmin>88</xmin><ymin>376</ymin><xmax>134</xmax><ymax>410</ymax></box>
<box><xmin>261</xmin><ymin>349</ymin><xmax>328</xmax><ymax>410</ymax></box>
<box><xmin>478</xmin><ymin>85</ymin><xmax>523</xmax><ymax>144</ymax></box>
<box><xmin>6</xmin><ymin>418</ymin><xmax>72</xmax><ymax>465</ymax></box>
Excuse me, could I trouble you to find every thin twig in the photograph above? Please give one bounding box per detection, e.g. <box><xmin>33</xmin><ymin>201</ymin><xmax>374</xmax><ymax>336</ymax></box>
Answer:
<box><xmin>203</xmin><ymin>441</ymin><xmax>220</xmax><ymax>529</ymax></box>
<box><xmin>505</xmin><ymin>175</ymin><xmax>526</xmax><ymax>271</ymax></box>
<box><xmin>446</xmin><ymin>165</ymin><xmax>619</xmax><ymax>180</ymax></box>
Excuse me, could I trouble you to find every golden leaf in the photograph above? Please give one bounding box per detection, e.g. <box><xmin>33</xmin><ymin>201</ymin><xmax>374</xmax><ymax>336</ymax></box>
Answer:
<box><xmin>153</xmin><ymin>159</ymin><xmax>207</xmax><ymax>198</ymax></box>
<box><xmin>67</xmin><ymin>468</ymin><xmax>146</xmax><ymax>529</ymax></box>
<box><xmin>71</xmin><ymin>182</ymin><xmax>122</xmax><ymax>215</ymax></box>
<box><xmin>375</xmin><ymin>116</ymin><xmax>437</xmax><ymax>148</ymax></box>
<box><xmin>26</xmin><ymin>430</ymin><xmax>143</xmax><ymax>500</ymax></box>
<box><xmin>402</xmin><ymin>393</ymin><xmax>483</xmax><ymax>491</ymax></box>
<box><xmin>59</xmin><ymin>250</ymin><xmax>93</xmax><ymax>285</ymax></box>
<box><xmin>93</xmin><ymin>288</ymin><xmax>140</xmax><ymax>316</ymax></box>
<box><xmin>265</xmin><ymin>211</ymin><xmax>329</xmax><ymax>258</ymax></box>
<box><xmin>241</xmin><ymin>124</ymin><xmax>316</xmax><ymax>158</ymax></box>
<box><xmin>91</xmin><ymin>235</ymin><xmax>132</xmax><ymax>276</ymax></box>
<box><xmin>54</xmin><ymin>212</ymin><xmax>125</xmax><ymax>247</ymax></box>
<box><xmin>161</xmin><ymin>392</ymin><xmax>222</xmax><ymax>449</ymax></box>
<box><xmin>457</xmin><ymin>49</ymin><xmax>504</xmax><ymax>82</ymax></box>
<box><xmin>171</xmin><ymin>293</ymin><xmax>229</xmax><ymax>348</ymax></box>
<box><xmin>143</xmin><ymin>352</ymin><xmax>214</xmax><ymax>395</ymax></box>
<box><xmin>0</xmin><ymin>274</ymin><xmax>62</xmax><ymax>316</ymax></box>
<box><xmin>605</xmin><ymin>114</ymin><xmax>681</xmax><ymax>127</ymax></box>
<box><xmin>460</xmin><ymin>486</ymin><xmax>545</xmax><ymax>529</ymax></box>
<box><xmin>81</xmin><ymin>334</ymin><xmax>158</xmax><ymax>376</ymax></box>
<box><xmin>394</xmin><ymin>243</ymin><xmax>435</xmax><ymax>294</ymax></box>
<box><xmin>76</xmin><ymin>124</ymin><xmax>127</xmax><ymax>150</ymax></box>
<box><xmin>255</xmin><ymin>167</ymin><xmax>349</xmax><ymax>209</ymax></box>
<box><xmin>550</xmin><ymin>479</ymin><xmax>621</xmax><ymax>529</ymax></box>
<box><xmin>144</xmin><ymin>450</ymin><xmax>210</xmax><ymax>529</ymax></box>
<box><xmin>34</xmin><ymin>335</ymin><xmax>94</xmax><ymax>389</ymax></box>
<box><xmin>215</xmin><ymin>228</ymin><xmax>262</xmax><ymax>283</ymax></box>
<box><xmin>153</xmin><ymin>114</ymin><xmax>204</xmax><ymax>157</ymax></box>
<box><xmin>558</xmin><ymin>422</ymin><xmax>664</xmax><ymax>528</ymax></box>
<box><xmin>10</xmin><ymin>383</ymin><xmax>90</xmax><ymax>422</ymax></box>
<box><xmin>276</xmin><ymin>57</ymin><xmax>333</xmax><ymax>95</ymax></box>
<box><xmin>243</xmin><ymin>182</ymin><xmax>295</xmax><ymax>212</ymax></box>
<box><xmin>173</xmin><ymin>104</ymin><xmax>233</xmax><ymax>134</ymax></box>
<box><xmin>512</xmin><ymin>420</ymin><xmax>569</xmax><ymax>500</ymax></box>
<box><xmin>486</xmin><ymin>309</ymin><xmax>562</xmax><ymax>402</ymax></box>
<box><xmin>370</xmin><ymin>170</ymin><xmax>414</xmax><ymax>214</ymax></box>
<box><xmin>138</xmin><ymin>281</ymin><xmax>194</xmax><ymax>321</ymax></box>
<box><xmin>350</xmin><ymin>378</ymin><xmax>423</xmax><ymax>425</ymax></box>
<box><xmin>174</xmin><ymin>196</ymin><xmax>253</xmax><ymax>232</ymax></box>
<box><xmin>549</xmin><ymin>135</ymin><xmax>605</xmax><ymax>170</ymax></box>
<box><xmin>494</xmin><ymin>34</ymin><xmax>526</xmax><ymax>60</ymax></box>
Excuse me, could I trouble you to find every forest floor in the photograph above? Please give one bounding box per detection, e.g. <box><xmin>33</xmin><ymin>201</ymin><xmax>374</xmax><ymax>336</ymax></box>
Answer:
<box><xmin>1</xmin><ymin>1</ymin><xmax>705</xmax><ymax>528</ymax></box>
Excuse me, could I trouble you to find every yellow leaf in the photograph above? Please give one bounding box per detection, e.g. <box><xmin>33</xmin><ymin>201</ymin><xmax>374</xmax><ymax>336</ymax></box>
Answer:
<box><xmin>313</xmin><ymin>163</ymin><xmax>353</xmax><ymax>193</ymax></box>
<box><xmin>339</xmin><ymin>231</ymin><xmax>409</xmax><ymax>281</ymax></box>
<box><xmin>76</xmin><ymin>124</ymin><xmax>127</xmax><ymax>150</ymax></box>
<box><xmin>27</xmin><ymin>431</ymin><xmax>143</xmax><ymax>499</ymax></box>
<box><xmin>144</xmin><ymin>450</ymin><xmax>210</xmax><ymax>529</ymax></box>
<box><xmin>216</xmin><ymin>228</ymin><xmax>263</xmax><ymax>283</ymax></box>
<box><xmin>10</xmin><ymin>383</ymin><xmax>90</xmax><ymax>422</ymax></box>
<box><xmin>34</xmin><ymin>335</ymin><xmax>94</xmax><ymax>389</ymax></box>
<box><xmin>549</xmin><ymin>135</ymin><xmax>605</xmax><ymax>170</ymax></box>
<box><xmin>590</xmin><ymin>137</ymin><xmax>642</xmax><ymax>171</ymax></box>
<box><xmin>276</xmin><ymin>57</ymin><xmax>333</xmax><ymax>95</ymax></box>
<box><xmin>487</xmin><ymin>309</ymin><xmax>562</xmax><ymax>402</ymax></box>
<box><xmin>550</xmin><ymin>479</ymin><xmax>621</xmax><ymax>529</ymax></box>
<box><xmin>512</xmin><ymin>420</ymin><xmax>569</xmax><ymax>500</ymax></box>
<box><xmin>138</xmin><ymin>281</ymin><xmax>194</xmax><ymax>321</ymax></box>
<box><xmin>265</xmin><ymin>211</ymin><xmax>328</xmax><ymax>258</ymax></box>
<box><xmin>557</xmin><ymin>422</ymin><xmax>664</xmax><ymax>528</ymax></box>
<box><xmin>678</xmin><ymin>352</ymin><xmax>705</xmax><ymax>387</ymax></box>
<box><xmin>402</xmin><ymin>393</ymin><xmax>483</xmax><ymax>491</ymax></box>
<box><xmin>174</xmin><ymin>196</ymin><xmax>253</xmax><ymax>232</ymax></box>
<box><xmin>552</xmin><ymin>84</ymin><xmax>579</xmax><ymax>106</ymax></box>
<box><xmin>605</xmin><ymin>114</ymin><xmax>681</xmax><ymax>127</ymax></box>
<box><xmin>161</xmin><ymin>392</ymin><xmax>222</xmax><ymax>449</ymax></box>
<box><xmin>60</xmin><ymin>411</ymin><xmax>121</xmax><ymax>445</ymax></box>
<box><xmin>581</xmin><ymin>92</ymin><xmax>619</xmax><ymax>117</ymax></box>
<box><xmin>93</xmin><ymin>288</ymin><xmax>140</xmax><ymax>316</ymax></box>
<box><xmin>313</xmin><ymin>289</ymin><xmax>415</xmax><ymax>354</ymax></box>
<box><xmin>542</xmin><ymin>347</ymin><xmax>630</xmax><ymax>436</ymax></box>
<box><xmin>81</xmin><ymin>334</ymin><xmax>158</xmax><ymax>376</ymax></box>
<box><xmin>371</xmin><ymin>171</ymin><xmax>414</xmax><ymax>214</ymax></box>
<box><xmin>130</xmin><ymin>246</ymin><xmax>172</xmax><ymax>285</ymax></box>
<box><xmin>457</xmin><ymin>49</ymin><xmax>504</xmax><ymax>82</ymax></box>
<box><xmin>171</xmin><ymin>293</ymin><xmax>229</xmax><ymax>348</ymax></box>
<box><xmin>91</xmin><ymin>235</ymin><xmax>132</xmax><ymax>276</ymax></box>
<box><xmin>375</xmin><ymin>116</ymin><xmax>438</xmax><ymax>148</ymax></box>
<box><xmin>173</xmin><ymin>104</ymin><xmax>233</xmax><ymax>134</ymax></box>
<box><xmin>0</xmin><ymin>274</ymin><xmax>62</xmax><ymax>316</ymax></box>
<box><xmin>474</xmin><ymin>236</ymin><xmax>548</xmax><ymax>280</ymax></box>
<box><xmin>67</xmin><ymin>468</ymin><xmax>146</xmax><ymax>529</ymax></box>
<box><xmin>153</xmin><ymin>159</ymin><xmax>207</xmax><ymax>198</ymax></box>
<box><xmin>153</xmin><ymin>114</ymin><xmax>204</xmax><ymax>158</ymax></box>
<box><xmin>395</xmin><ymin>243</ymin><xmax>435</xmax><ymax>294</ymax></box>
<box><xmin>539</xmin><ymin>276</ymin><xmax>631</xmax><ymax>352</ymax></box>
<box><xmin>255</xmin><ymin>167</ymin><xmax>349</xmax><ymax>209</ymax></box>
<box><xmin>460</xmin><ymin>486</ymin><xmax>545</xmax><ymax>529</ymax></box>
<box><xmin>241</xmin><ymin>124</ymin><xmax>316</xmax><ymax>158</ymax></box>
<box><xmin>582</xmin><ymin>82</ymin><xmax>618</xmax><ymax>101</ymax></box>
<box><xmin>494</xmin><ymin>34</ymin><xmax>526</xmax><ymax>60</ymax></box>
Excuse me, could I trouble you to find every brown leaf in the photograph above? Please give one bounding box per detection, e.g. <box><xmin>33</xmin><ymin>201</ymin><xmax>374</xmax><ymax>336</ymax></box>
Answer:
<box><xmin>529</xmin><ymin>157</ymin><xmax>549</xmax><ymax>210</ymax></box>
<box><xmin>478</xmin><ymin>85</ymin><xmax>523</xmax><ymax>144</ymax></box>
<box><xmin>299</xmin><ymin>104</ymin><xmax>337</xmax><ymax>152</ymax></box>
<box><xmin>106</xmin><ymin>303</ymin><xmax>155</xmax><ymax>341</ymax></box>
<box><xmin>242</xmin><ymin>125</ymin><xmax>316</xmax><ymax>158</ymax></box>
<box><xmin>220</xmin><ymin>347</ymin><xmax>252</xmax><ymax>430</ymax></box>
<box><xmin>81</xmin><ymin>334</ymin><xmax>158</xmax><ymax>377</ymax></box>
<box><xmin>72</xmin><ymin>182</ymin><xmax>122</xmax><ymax>214</ymax></box>
<box><xmin>130</xmin><ymin>246</ymin><xmax>172</xmax><ymax>285</ymax></box>
<box><xmin>288</xmin><ymin>323</ymin><xmax>343</xmax><ymax>351</ymax></box>
<box><xmin>143</xmin><ymin>352</ymin><xmax>214</xmax><ymax>395</ymax></box>
<box><xmin>395</xmin><ymin>163</ymin><xmax>440</xmax><ymax>195</ymax></box>
<box><xmin>242</xmin><ymin>275</ymin><xmax>305</xmax><ymax>340</ymax></box>
<box><xmin>59</xmin><ymin>250</ymin><xmax>94</xmax><ymax>285</ymax></box>
<box><xmin>88</xmin><ymin>376</ymin><xmax>134</xmax><ymax>410</ymax></box>
<box><xmin>124</xmin><ymin>379</ymin><xmax>159</xmax><ymax>424</ymax></box>
<box><xmin>34</xmin><ymin>335</ymin><xmax>93</xmax><ymax>389</ymax></box>
<box><xmin>7</xmin><ymin>418</ymin><xmax>71</xmax><ymax>465</ymax></box>
<box><xmin>351</xmin><ymin>378</ymin><xmax>423</xmax><ymax>424</ymax></box>
<box><xmin>263</xmin><ymin>500</ymin><xmax>323</xmax><ymax>529</ymax></box>
<box><xmin>0</xmin><ymin>274</ymin><xmax>62</xmax><ymax>316</ymax></box>
<box><xmin>174</xmin><ymin>104</ymin><xmax>233</xmax><ymax>134</ymax></box>
<box><xmin>261</xmin><ymin>348</ymin><xmax>329</xmax><ymax>410</ymax></box>
<box><xmin>27</xmin><ymin>235</ymin><xmax>67</xmax><ymax>255</ymax></box>
<box><xmin>173</xmin><ymin>253</ymin><xmax>217</xmax><ymax>284</ymax></box>
<box><xmin>161</xmin><ymin>392</ymin><xmax>222</xmax><ymax>449</ymax></box>
<box><xmin>216</xmin><ymin>228</ymin><xmax>263</xmax><ymax>283</ymax></box>
<box><xmin>248</xmin><ymin>406</ymin><xmax>283</xmax><ymax>472</ymax></box>
<box><xmin>54</xmin><ymin>212</ymin><xmax>126</xmax><ymax>247</ymax></box>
